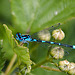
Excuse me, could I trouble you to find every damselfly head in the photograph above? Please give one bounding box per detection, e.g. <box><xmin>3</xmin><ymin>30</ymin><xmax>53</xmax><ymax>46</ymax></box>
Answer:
<box><xmin>16</xmin><ymin>33</ymin><xmax>21</xmax><ymax>36</ymax></box>
<box><xmin>16</xmin><ymin>33</ymin><xmax>21</xmax><ymax>40</ymax></box>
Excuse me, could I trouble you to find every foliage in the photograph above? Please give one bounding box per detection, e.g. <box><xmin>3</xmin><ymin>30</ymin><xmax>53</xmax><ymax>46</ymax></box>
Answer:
<box><xmin>0</xmin><ymin>0</ymin><xmax>75</xmax><ymax>75</ymax></box>
<box><xmin>0</xmin><ymin>40</ymin><xmax>5</xmax><ymax>74</ymax></box>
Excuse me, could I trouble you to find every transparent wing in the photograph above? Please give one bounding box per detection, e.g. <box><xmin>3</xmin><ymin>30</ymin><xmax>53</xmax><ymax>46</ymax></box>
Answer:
<box><xmin>29</xmin><ymin>23</ymin><xmax>64</xmax><ymax>61</ymax></box>
<box><xmin>29</xmin><ymin>22</ymin><xmax>75</xmax><ymax>61</ymax></box>
<box><xmin>31</xmin><ymin>23</ymin><xmax>61</xmax><ymax>40</ymax></box>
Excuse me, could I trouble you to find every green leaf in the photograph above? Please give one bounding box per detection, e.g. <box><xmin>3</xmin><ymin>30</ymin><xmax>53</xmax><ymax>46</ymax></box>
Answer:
<box><xmin>0</xmin><ymin>40</ymin><xmax>5</xmax><ymax>73</ymax></box>
<box><xmin>3</xmin><ymin>24</ymin><xmax>14</xmax><ymax>48</ymax></box>
<box><xmin>14</xmin><ymin>45</ymin><xmax>32</xmax><ymax>73</ymax></box>
<box><xmin>3</xmin><ymin>24</ymin><xmax>32</xmax><ymax>73</ymax></box>
<box><xmin>2</xmin><ymin>24</ymin><xmax>14</xmax><ymax>60</ymax></box>
<box><xmin>11</xmin><ymin>0</ymin><xmax>75</xmax><ymax>33</ymax></box>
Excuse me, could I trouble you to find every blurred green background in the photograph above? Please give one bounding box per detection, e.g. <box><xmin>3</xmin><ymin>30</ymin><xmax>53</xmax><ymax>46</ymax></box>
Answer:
<box><xmin>0</xmin><ymin>0</ymin><xmax>11</xmax><ymax>24</ymax></box>
<box><xmin>0</xmin><ymin>0</ymin><xmax>75</xmax><ymax>75</ymax></box>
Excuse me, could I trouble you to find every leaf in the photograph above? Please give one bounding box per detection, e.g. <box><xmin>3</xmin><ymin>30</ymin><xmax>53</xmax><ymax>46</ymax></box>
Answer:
<box><xmin>0</xmin><ymin>40</ymin><xmax>5</xmax><ymax>73</ymax></box>
<box><xmin>2</xmin><ymin>24</ymin><xmax>14</xmax><ymax>60</ymax></box>
<box><xmin>3</xmin><ymin>24</ymin><xmax>14</xmax><ymax>48</ymax></box>
<box><xmin>14</xmin><ymin>44</ymin><xmax>32</xmax><ymax>73</ymax></box>
<box><xmin>11</xmin><ymin>0</ymin><xmax>75</xmax><ymax>33</ymax></box>
<box><xmin>3</xmin><ymin>24</ymin><xmax>32</xmax><ymax>73</ymax></box>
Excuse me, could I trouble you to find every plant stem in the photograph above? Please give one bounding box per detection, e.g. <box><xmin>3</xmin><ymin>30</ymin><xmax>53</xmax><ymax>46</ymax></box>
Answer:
<box><xmin>5</xmin><ymin>54</ymin><xmax>17</xmax><ymax>75</ymax></box>
<box><xmin>32</xmin><ymin>58</ymin><xmax>60</xmax><ymax>73</ymax></box>
<box><xmin>40</xmin><ymin>65</ymin><xmax>61</xmax><ymax>72</ymax></box>
<box><xmin>46</xmin><ymin>46</ymin><xmax>52</xmax><ymax>59</ymax></box>
<box><xmin>32</xmin><ymin>58</ymin><xmax>52</xmax><ymax>70</ymax></box>
<box><xmin>7</xmin><ymin>62</ymin><xmax>18</xmax><ymax>75</ymax></box>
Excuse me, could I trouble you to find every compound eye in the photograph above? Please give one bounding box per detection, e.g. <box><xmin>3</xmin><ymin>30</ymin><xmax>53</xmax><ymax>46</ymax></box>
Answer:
<box><xmin>18</xmin><ymin>33</ymin><xmax>21</xmax><ymax>35</ymax></box>
<box><xmin>16</xmin><ymin>37</ymin><xmax>19</xmax><ymax>40</ymax></box>
<box><xmin>16</xmin><ymin>33</ymin><xmax>18</xmax><ymax>37</ymax></box>
<box><xmin>16</xmin><ymin>32</ymin><xmax>21</xmax><ymax>36</ymax></box>
<box><xmin>16</xmin><ymin>33</ymin><xmax>21</xmax><ymax>40</ymax></box>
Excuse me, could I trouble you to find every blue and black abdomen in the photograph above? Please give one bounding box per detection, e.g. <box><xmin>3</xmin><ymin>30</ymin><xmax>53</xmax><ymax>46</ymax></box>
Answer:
<box><xmin>16</xmin><ymin>33</ymin><xmax>75</xmax><ymax>49</ymax></box>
